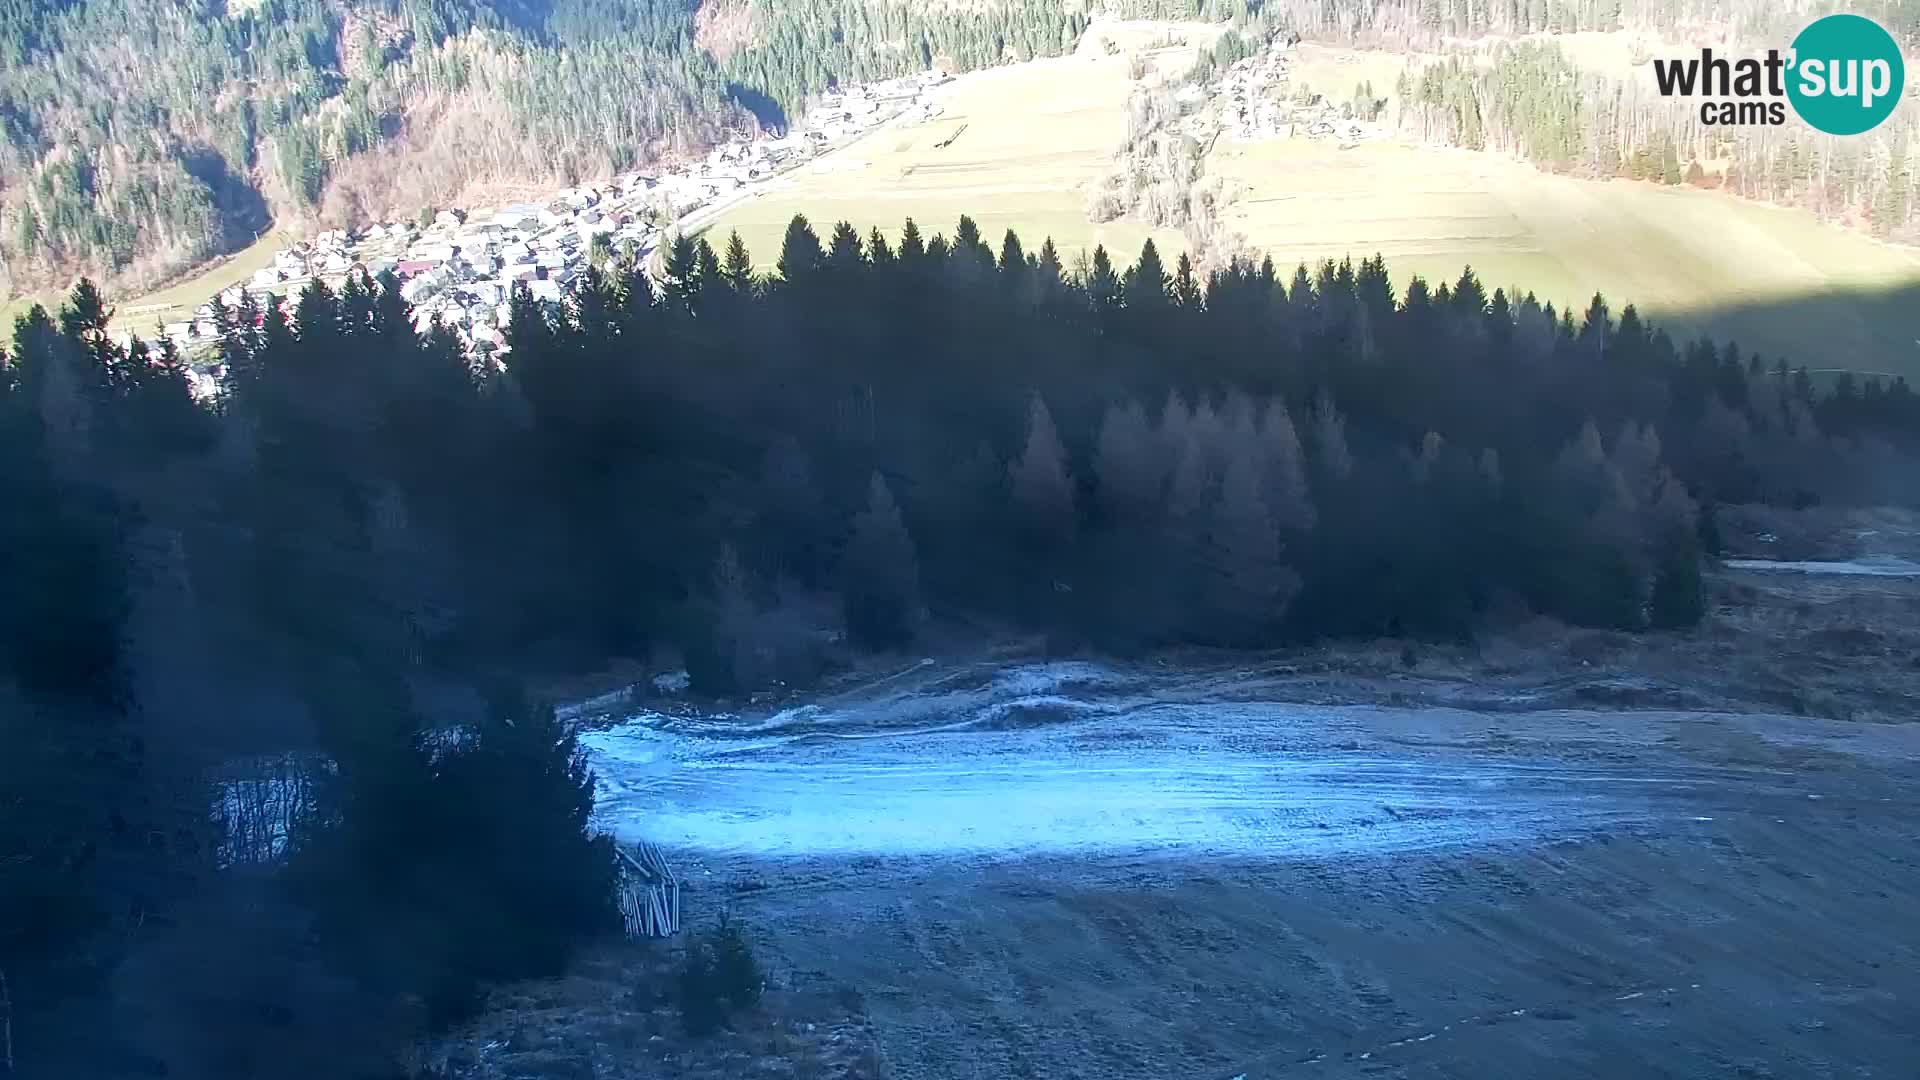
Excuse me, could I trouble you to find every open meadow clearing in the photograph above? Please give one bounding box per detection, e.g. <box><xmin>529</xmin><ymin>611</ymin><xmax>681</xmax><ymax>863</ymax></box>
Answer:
<box><xmin>1214</xmin><ymin>137</ymin><xmax>1920</xmax><ymax>378</ymax></box>
<box><xmin>702</xmin><ymin>39</ymin><xmax>1190</xmax><ymax>272</ymax></box>
<box><xmin>103</xmin><ymin>228</ymin><xmax>292</xmax><ymax>339</ymax></box>
<box><xmin>706</xmin><ymin>28</ymin><xmax>1920</xmax><ymax>380</ymax></box>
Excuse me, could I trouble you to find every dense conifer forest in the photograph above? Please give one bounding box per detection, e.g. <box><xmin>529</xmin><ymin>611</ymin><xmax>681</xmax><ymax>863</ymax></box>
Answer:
<box><xmin>5</xmin><ymin>2</ymin><xmax>1920</xmax><ymax>1073</ymax></box>
<box><xmin>4</xmin><ymin>211</ymin><xmax>1918</xmax><ymax>1073</ymax></box>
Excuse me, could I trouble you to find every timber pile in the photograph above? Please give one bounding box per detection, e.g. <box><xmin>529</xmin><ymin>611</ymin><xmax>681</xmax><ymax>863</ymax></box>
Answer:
<box><xmin>616</xmin><ymin>841</ymin><xmax>682</xmax><ymax>938</ymax></box>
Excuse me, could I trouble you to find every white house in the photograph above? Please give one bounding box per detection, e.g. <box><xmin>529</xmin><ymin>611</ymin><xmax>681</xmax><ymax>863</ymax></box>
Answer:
<box><xmin>494</xmin><ymin>204</ymin><xmax>544</xmax><ymax>230</ymax></box>
<box><xmin>188</xmin><ymin>370</ymin><xmax>221</xmax><ymax>402</ymax></box>
<box><xmin>400</xmin><ymin>272</ymin><xmax>445</xmax><ymax>304</ymax></box>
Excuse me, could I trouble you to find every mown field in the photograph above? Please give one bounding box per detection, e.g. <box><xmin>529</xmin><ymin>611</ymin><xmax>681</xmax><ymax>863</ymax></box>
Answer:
<box><xmin>7</xmin><ymin>228</ymin><xmax>291</xmax><ymax>343</ymax></box>
<box><xmin>1211</xmin><ymin>137</ymin><xmax>1920</xmax><ymax>379</ymax></box>
<box><xmin>703</xmin><ymin>33</ymin><xmax>1190</xmax><ymax>273</ymax></box>
<box><xmin>106</xmin><ymin>228</ymin><xmax>292</xmax><ymax>339</ymax></box>
<box><xmin>2</xmin><ymin>293</ymin><xmax>54</xmax><ymax>334</ymax></box>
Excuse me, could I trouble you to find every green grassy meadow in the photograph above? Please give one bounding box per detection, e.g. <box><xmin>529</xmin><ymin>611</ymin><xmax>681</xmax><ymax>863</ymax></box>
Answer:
<box><xmin>1212</xmin><ymin>138</ymin><xmax>1920</xmax><ymax>378</ymax></box>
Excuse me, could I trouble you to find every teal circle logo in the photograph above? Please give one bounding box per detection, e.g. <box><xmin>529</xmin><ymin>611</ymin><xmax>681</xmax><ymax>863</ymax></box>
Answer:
<box><xmin>1787</xmin><ymin>15</ymin><xmax>1904</xmax><ymax>135</ymax></box>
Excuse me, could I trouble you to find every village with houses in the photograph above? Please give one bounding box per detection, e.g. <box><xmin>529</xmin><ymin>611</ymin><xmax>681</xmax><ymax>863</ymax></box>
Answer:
<box><xmin>159</xmin><ymin>69</ymin><xmax>950</xmax><ymax>395</ymax></box>
<box><xmin>150</xmin><ymin>34</ymin><xmax>1392</xmax><ymax>399</ymax></box>
<box><xmin>1184</xmin><ymin>38</ymin><xmax>1390</xmax><ymax>145</ymax></box>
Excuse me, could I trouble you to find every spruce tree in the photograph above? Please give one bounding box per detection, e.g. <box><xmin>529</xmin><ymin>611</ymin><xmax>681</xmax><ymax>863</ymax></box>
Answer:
<box><xmin>1123</xmin><ymin>238</ymin><xmax>1169</xmax><ymax>310</ymax></box>
<box><xmin>1172</xmin><ymin>252</ymin><xmax>1203</xmax><ymax>307</ymax></box>
<box><xmin>826</xmin><ymin>220</ymin><xmax>865</xmax><ymax>273</ymax></box>
<box><xmin>722</xmin><ymin>230</ymin><xmax>756</xmax><ymax>292</ymax></box>
<box><xmin>695</xmin><ymin>238</ymin><xmax>723</xmax><ymax>300</ymax></box>
<box><xmin>867</xmin><ymin>227</ymin><xmax>896</xmax><ymax>269</ymax></box>
<box><xmin>1009</xmin><ymin>393</ymin><xmax>1076</xmax><ymax>548</ymax></box>
<box><xmin>776</xmin><ymin>214</ymin><xmax>823</xmax><ymax>281</ymax></box>
<box><xmin>1259</xmin><ymin>396</ymin><xmax>1315</xmax><ymax>532</ymax></box>
<box><xmin>663</xmin><ymin>233</ymin><xmax>700</xmax><ymax>309</ymax></box>
<box><xmin>759</xmin><ymin>435</ymin><xmax>828</xmax><ymax>584</ymax></box>
<box><xmin>1094</xmin><ymin>397</ymin><xmax>1163</xmax><ymax>521</ymax></box>
<box><xmin>1204</xmin><ymin>433</ymin><xmax>1298</xmax><ymax>643</ymax></box>
<box><xmin>1086</xmin><ymin>245</ymin><xmax>1120</xmax><ymax>312</ymax></box>
<box><xmin>841</xmin><ymin>473</ymin><xmax>920</xmax><ymax>648</ymax></box>
<box><xmin>1034</xmin><ymin>236</ymin><xmax>1064</xmax><ymax>303</ymax></box>
<box><xmin>1310</xmin><ymin>390</ymin><xmax>1354</xmax><ymax>481</ymax></box>
<box><xmin>898</xmin><ymin>217</ymin><xmax>925</xmax><ymax>263</ymax></box>
<box><xmin>998</xmin><ymin>229</ymin><xmax>1026</xmax><ymax>274</ymax></box>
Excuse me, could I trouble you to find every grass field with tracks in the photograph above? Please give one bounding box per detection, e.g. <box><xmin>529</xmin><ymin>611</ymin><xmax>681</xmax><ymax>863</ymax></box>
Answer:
<box><xmin>1212</xmin><ymin>137</ymin><xmax>1920</xmax><ymax>378</ymax></box>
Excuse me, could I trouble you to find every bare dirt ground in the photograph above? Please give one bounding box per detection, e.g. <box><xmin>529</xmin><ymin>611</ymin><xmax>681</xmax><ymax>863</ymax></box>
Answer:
<box><xmin>457</xmin><ymin>507</ymin><xmax>1920</xmax><ymax>1079</ymax></box>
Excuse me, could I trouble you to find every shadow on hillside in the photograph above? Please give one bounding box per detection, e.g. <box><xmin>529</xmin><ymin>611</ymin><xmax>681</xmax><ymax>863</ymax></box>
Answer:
<box><xmin>1636</xmin><ymin>278</ymin><xmax>1920</xmax><ymax>383</ymax></box>
<box><xmin>180</xmin><ymin>148</ymin><xmax>272</xmax><ymax>251</ymax></box>
<box><xmin>727</xmin><ymin>83</ymin><xmax>788</xmax><ymax>132</ymax></box>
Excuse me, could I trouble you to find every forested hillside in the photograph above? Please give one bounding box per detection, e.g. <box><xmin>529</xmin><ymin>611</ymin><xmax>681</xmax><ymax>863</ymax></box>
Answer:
<box><xmin>1398</xmin><ymin>36</ymin><xmax>1920</xmax><ymax>242</ymax></box>
<box><xmin>1257</xmin><ymin>0</ymin><xmax>1920</xmax><ymax>44</ymax></box>
<box><xmin>1</xmin><ymin>0</ymin><xmax>1247</xmax><ymax>299</ymax></box>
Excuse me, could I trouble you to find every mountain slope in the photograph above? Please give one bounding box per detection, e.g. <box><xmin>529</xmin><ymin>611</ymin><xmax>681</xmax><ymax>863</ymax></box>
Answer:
<box><xmin>0</xmin><ymin>0</ymin><xmax>1133</xmax><ymax>299</ymax></box>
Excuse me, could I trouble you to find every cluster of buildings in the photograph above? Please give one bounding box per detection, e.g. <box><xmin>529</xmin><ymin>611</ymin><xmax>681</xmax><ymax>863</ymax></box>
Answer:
<box><xmin>1206</xmin><ymin>42</ymin><xmax>1387</xmax><ymax>145</ymax></box>
<box><xmin>801</xmin><ymin>73</ymin><xmax>948</xmax><ymax>142</ymax></box>
<box><xmin>159</xmin><ymin>68</ymin><xmax>953</xmax><ymax>375</ymax></box>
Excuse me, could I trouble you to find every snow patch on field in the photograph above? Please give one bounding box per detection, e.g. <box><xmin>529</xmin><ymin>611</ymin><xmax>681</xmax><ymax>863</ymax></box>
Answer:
<box><xmin>1725</xmin><ymin>556</ymin><xmax>1920</xmax><ymax>577</ymax></box>
<box><xmin>581</xmin><ymin>663</ymin><xmax>1699</xmax><ymax>862</ymax></box>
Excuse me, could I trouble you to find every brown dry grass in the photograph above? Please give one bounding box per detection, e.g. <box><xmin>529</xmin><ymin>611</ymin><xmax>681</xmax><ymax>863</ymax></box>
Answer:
<box><xmin>428</xmin><ymin>937</ymin><xmax>888</xmax><ymax>1080</ymax></box>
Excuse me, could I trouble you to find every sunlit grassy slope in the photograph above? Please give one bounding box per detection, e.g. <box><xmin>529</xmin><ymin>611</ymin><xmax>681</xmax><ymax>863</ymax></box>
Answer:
<box><xmin>106</xmin><ymin>229</ymin><xmax>292</xmax><ymax>339</ymax></box>
<box><xmin>1212</xmin><ymin>138</ymin><xmax>1920</xmax><ymax>378</ymax></box>
<box><xmin>705</xmin><ymin>42</ymin><xmax>1189</xmax><ymax>271</ymax></box>
<box><xmin>716</xmin><ymin>27</ymin><xmax>1920</xmax><ymax>381</ymax></box>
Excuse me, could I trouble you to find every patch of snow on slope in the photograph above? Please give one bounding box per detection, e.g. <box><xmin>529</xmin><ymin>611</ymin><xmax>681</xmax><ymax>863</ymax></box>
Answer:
<box><xmin>1725</xmin><ymin>556</ymin><xmax>1920</xmax><ymax>577</ymax></box>
<box><xmin>582</xmin><ymin>693</ymin><xmax>1694</xmax><ymax>862</ymax></box>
